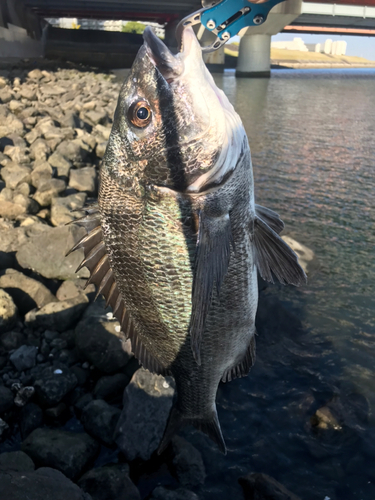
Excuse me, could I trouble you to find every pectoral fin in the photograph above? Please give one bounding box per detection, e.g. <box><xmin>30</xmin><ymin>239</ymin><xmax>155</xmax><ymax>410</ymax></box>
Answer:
<box><xmin>253</xmin><ymin>215</ymin><xmax>307</xmax><ymax>286</ymax></box>
<box><xmin>190</xmin><ymin>211</ymin><xmax>233</xmax><ymax>365</ymax></box>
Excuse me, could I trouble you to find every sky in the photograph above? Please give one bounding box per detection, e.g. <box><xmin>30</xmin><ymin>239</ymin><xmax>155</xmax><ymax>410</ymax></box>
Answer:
<box><xmin>272</xmin><ymin>33</ymin><xmax>375</xmax><ymax>60</ymax></box>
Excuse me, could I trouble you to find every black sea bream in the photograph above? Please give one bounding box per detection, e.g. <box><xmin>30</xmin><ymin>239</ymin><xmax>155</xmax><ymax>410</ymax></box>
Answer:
<box><xmin>70</xmin><ymin>27</ymin><xmax>306</xmax><ymax>454</ymax></box>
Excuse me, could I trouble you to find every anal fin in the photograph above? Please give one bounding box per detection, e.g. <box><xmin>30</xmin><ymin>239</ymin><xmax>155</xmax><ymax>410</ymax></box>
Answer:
<box><xmin>68</xmin><ymin>205</ymin><xmax>169</xmax><ymax>376</ymax></box>
<box><xmin>158</xmin><ymin>404</ymin><xmax>227</xmax><ymax>455</ymax></box>
<box><xmin>222</xmin><ymin>335</ymin><xmax>256</xmax><ymax>383</ymax></box>
<box><xmin>253</xmin><ymin>215</ymin><xmax>307</xmax><ymax>286</ymax></box>
<box><xmin>190</xmin><ymin>210</ymin><xmax>233</xmax><ymax>365</ymax></box>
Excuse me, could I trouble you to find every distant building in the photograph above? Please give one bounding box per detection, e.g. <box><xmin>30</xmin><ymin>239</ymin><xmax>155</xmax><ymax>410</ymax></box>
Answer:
<box><xmin>305</xmin><ymin>39</ymin><xmax>347</xmax><ymax>55</ymax></box>
<box><xmin>271</xmin><ymin>37</ymin><xmax>308</xmax><ymax>52</ymax></box>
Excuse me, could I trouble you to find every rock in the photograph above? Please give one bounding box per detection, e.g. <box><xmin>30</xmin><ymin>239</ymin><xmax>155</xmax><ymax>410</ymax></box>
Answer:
<box><xmin>30</xmin><ymin>161</ymin><xmax>53</xmax><ymax>188</ymax></box>
<box><xmin>1</xmin><ymin>164</ymin><xmax>31</xmax><ymax>190</ymax></box>
<box><xmin>28</xmin><ymin>69</ymin><xmax>43</xmax><ymax>80</ymax></box>
<box><xmin>0</xmin><ymin>289</ymin><xmax>18</xmax><ymax>333</ymax></box>
<box><xmin>281</xmin><ymin>236</ymin><xmax>316</xmax><ymax>274</ymax></box>
<box><xmin>171</xmin><ymin>436</ymin><xmax>206</xmax><ymax>488</ymax></box>
<box><xmin>0</xmin><ymin>199</ymin><xmax>26</xmax><ymax>219</ymax></box>
<box><xmin>15</xmin><ymin>182</ymin><xmax>31</xmax><ymax>197</ymax></box>
<box><xmin>0</xmin><ymin>113</ymin><xmax>24</xmax><ymax>136</ymax></box>
<box><xmin>75</xmin><ymin>301</ymin><xmax>132</xmax><ymax>373</ymax></box>
<box><xmin>48</xmin><ymin>152</ymin><xmax>72</xmax><ymax>177</ymax></box>
<box><xmin>34</xmin><ymin>364</ymin><xmax>77</xmax><ymax>407</ymax></box>
<box><xmin>0</xmin><ymin>467</ymin><xmax>92</xmax><ymax>500</ymax></box>
<box><xmin>16</xmin><ymin>224</ymin><xmax>89</xmax><ymax>280</ymax></box>
<box><xmin>81</xmin><ymin>400</ymin><xmax>121</xmax><ymax>447</ymax></box>
<box><xmin>0</xmin><ymin>90</ymin><xmax>12</xmax><ymax>104</ymax></box>
<box><xmin>93</xmin><ymin>373</ymin><xmax>129</xmax><ymax>401</ymax></box>
<box><xmin>56</xmin><ymin>280</ymin><xmax>81</xmax><ymax>301</ymax></box>
<box><xmin>33</xmin><ymin>178</ymin><xmax>66</xmax><ymax>207</ymax></box>
<box><xmin>150</xmin><ymin>487</ymin><xmax>199</xmax><ymax>500</ymax></box>
<box><xmin>0</xmin><ymin>330</ymin><xmax>26</xmax><ymax>351</ymax></box>
<box><xmin>50</xmin><ymin>192</ymin><xmax>87</xmax><ymax>226</ymax></box>
<box><xmin>14</xmin><ymin>385</ymin><xmax>35</xmax><ymax>407</ymax></box>
<box><xmin>115</xmin><ymin>367</ymin><xmax>175</xmax><ymax>461</ymax></box>
<box><xmin>78</xmin><ymin>464</ymin><xmax>140</xmax><ymax>500</ymax></box>
<box><xmin>12</xmin><ymin>193</ymin><xmax>39</xmax><ymax>215</ymax></box>
<box><xmin>9</xmin><ymin>345</ymin><xmax>37</xmax><ymax>371</ymax></box>
<box><xmin>311</xmin><ymin>393</ymin><xmax>369</xmax><ymax>432</ymax></box>
<box><xmin>3</xmin><ymin>145</ymin><xmax>29</xmax><ymax>164</ymax></box>
<box><xmin>56</xmin><ymin>140</ymin><xmax>88</xmax><ymax>163</ymax></box>
<box><xmin>239</xmin><ymin>472</ymin><xmax>302</xmax><ymax>500</ymax></box>
<box><xmin>0</xmin><ymin>385</ymin><xmax>13</xmax><ymax>414</ymax></box>
<box><xmin>95</xmin><ymin>142</ymin><xmax>107</xmax><ymax>158</ymax></box>
<box><xmin>22</xmin><ymin>429</ymin><xmax>99</xmax><ymax>480</ymax></box>
<box><xmin>69</xmin><ymin>167</ymin><xmax>97</xmax><ymax>195</ymax></box>
<box><xmin>19</xmin><ymin>402</ymin><xmax>44</xmax><ymax>439</ymax></box>
<box><xmin>0</xmin><ymin>451</ymin><xmax>35</xmax><ymax>472</ymax></box>
<box><xmin>0</xmin><ymin>269</ymin><xmax>57</xmax><ymax>315</ymax></box>
<box><xmin>0</xmin><ymin>417</ymin><xmax>10</xmax><ymax>440</ymax></box>
<box><xmin>84</xmin><ymin>109</ymin><xmax>108</xmax><ymax>127</ymax></box>
<box><xmin>19</xmin><ymin>87</ymin><xmax>37</xmax><ymax>101</ymax></box>
<box><xmin>25</xmin><ymin>293</ymin><xmax>89</xmax><ymax>332</ymax></box>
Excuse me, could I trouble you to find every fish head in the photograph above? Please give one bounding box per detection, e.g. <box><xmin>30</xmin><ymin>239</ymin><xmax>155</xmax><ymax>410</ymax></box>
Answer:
<box><xmin>104</xmin><ymin>26</ymin><xmax>246</xmax><ymax>193</ymax></box>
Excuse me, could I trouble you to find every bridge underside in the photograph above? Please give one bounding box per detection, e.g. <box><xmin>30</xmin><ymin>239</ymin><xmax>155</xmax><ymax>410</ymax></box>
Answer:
<box><xmin>0</xmin><ymin>0</ymin><xmax>202</xmax><ymax>38</ymax></box>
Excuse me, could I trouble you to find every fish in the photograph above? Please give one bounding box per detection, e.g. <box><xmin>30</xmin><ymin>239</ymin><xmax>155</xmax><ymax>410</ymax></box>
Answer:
<box><xmin>69</xmin><ymin>26</ymin><xmax>306</xmax><ymax>454</ymax></box>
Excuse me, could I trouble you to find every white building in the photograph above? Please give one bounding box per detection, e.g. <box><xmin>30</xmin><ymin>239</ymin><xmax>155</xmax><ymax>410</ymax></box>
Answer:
<box><xmin>271</xmin><ymin>37</ymin><xmax>308</xmax><ymax>52</ymax></box>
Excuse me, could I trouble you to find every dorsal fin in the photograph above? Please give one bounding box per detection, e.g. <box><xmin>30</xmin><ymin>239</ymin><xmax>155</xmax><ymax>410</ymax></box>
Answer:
<box><xmin>68</xmin><ymin>205</ymin><xmax>169</xmax><ymax>376</ymax></box>
<box><xmin>221</xmin><ymin>335</ymin><xmax>256</xmax><ymax>383</ymax></box>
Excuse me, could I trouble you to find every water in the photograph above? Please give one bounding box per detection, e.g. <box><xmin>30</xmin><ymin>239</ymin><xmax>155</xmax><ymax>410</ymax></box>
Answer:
<box><xmin>182</xmin><ymin>69</ymin><xmax>375</xmax><ymax>500</ymax></box>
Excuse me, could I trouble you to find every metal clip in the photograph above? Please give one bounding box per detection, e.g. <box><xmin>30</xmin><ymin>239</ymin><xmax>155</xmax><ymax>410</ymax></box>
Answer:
<box><xmin>176</xmin><ymin>0</ymin><xmax>286</xmax><ymax>53</ymax></box>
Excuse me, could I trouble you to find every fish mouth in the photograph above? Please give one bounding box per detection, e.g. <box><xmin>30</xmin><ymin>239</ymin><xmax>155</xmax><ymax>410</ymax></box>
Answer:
<box><xmin>143</xmin><ymin>26</ymin><xmax>197</xmax><ymax>82</ymax></box>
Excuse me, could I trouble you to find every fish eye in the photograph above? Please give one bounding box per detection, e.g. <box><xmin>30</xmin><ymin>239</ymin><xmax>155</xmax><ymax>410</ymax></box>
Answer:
<box><xmin>128</xmin><ymin>100</ymin><xmax>152</xmax><ymax>128</ymax></box>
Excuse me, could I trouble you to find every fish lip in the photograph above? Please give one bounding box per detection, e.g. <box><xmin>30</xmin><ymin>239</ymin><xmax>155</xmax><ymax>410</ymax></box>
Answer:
<box><xmin>143</xmin><ymin>26</ymin><xmax>183</xmax><ymax>82</ymax></box>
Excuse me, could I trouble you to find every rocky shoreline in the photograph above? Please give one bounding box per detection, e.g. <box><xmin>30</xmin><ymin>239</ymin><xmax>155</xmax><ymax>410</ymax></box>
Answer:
<box><xmin>0</xmin><ymin>59</ymin><xmax>338</xmax><ymax>500</ymax></box>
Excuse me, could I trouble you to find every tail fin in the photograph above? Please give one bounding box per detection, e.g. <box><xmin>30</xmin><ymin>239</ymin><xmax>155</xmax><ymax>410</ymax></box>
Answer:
<box><xmin>158</xmin><ymin>404</ymin><xmax>227</xmax><ymax>455</ymax></box>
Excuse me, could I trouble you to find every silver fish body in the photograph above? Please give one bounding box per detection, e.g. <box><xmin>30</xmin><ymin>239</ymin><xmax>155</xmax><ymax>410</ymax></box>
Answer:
<box><xmin>71</xmin><ymin>27</ymin><xmax>306</xmax><ymax>453</ymax></box>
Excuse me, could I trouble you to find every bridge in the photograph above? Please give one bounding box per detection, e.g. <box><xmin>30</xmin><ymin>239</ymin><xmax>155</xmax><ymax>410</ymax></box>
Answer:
<box><xmin>1</xmin><ymin>0</ymin><xmax>375</xmax><ymax>75</ymax></box>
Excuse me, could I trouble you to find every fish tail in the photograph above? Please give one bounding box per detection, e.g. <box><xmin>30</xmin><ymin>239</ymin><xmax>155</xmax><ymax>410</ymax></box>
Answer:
<box><xmin>158</xmin><ymin>404</ymin><xmax>227</xmax><ymax>455</ymax></box>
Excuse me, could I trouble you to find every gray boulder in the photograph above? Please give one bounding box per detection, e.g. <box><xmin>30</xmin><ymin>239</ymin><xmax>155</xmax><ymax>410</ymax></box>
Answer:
<box><xmin>22</xmin><ymin>429</ymin><xmax>99</xmax><ymax>480</ymax></box>
<box><xmin>93</xmin><ymin>373</ymin><xmax>129</xmax><ymax>401</ymax></box>
<box><xmin>1</xmin><ymin>164</ymin><xmax>31</xmax><ymax>190</ymax></box>
<box><xmin>0</xmin><ymin>467</ymin><xmax>92</xmax><ymax>500</ymax></box>
<box><xmin>0</xmin><ymin>331</ymin><xmax>26</xmax><ymax>351</ymax></box>
<box><xmin>0</xmin><ymin>386</ymin><xmax>13</xmax><ymax>414</ymax></box>
<box><xmin>171</xmin><ymin>436</ymin><xmax>206</xmax><ymax>488</ymax></box>
<box><xmin>34</xmin><ymin>364</ymin><xmax>77</xmax><ymax>407</ymax></box>
<box><xmin>29</xmin><ymin>138</ymin><xmax>51</xmax><ymax>161</ymax></box>
<box><xmin>0</xmin><ymin>289</ymin><xmax>18</xmax><ymax>333</ymax></box>
<box><xmin>0</xmin><ymin>269</ymin><xmax>57</xmax><ymax>315</ymax></box>
<box><xmin>30</xmin><ymin>161</ymin><xmax>53</xmax><ymax>188</ymax></box>
<box><xmin>0</xmin><ymin>113</ymin><xmax>24</xmax><ymax>136</ymax></box>
<box><xmin>19</xmin><ymin>402</ymin><xmax>44</xmax><ymax>439</ymax></box>
<box><xmin>25</xmin><ymin>293</ymin><xmax>89</xmax><ymax>332</ymax></box>
<box><xmin>33</xmin><ymin>178</ymin><xmax>66</xmax><ymax>207</ymax></box>
<box><xmin>56</xmin><ymin>140</ymin><xmax>88</xmax><ymax>163</ymax></box>
<box><xmin>78</xmin><ymin>464</ymin><xmax>140</xmax><ymax>500</ymax></box>
<box><xmin>10</xmin><ymin>345</ymin><xmax>37</xmax><ymax>371</ymax></box>
<box><xmin>151</xmin><ymin>487</ymin><xmax>199</xmax><ymax>500</ymax></box>
<box><xmin>75</xmin><ymin>300</ymin><xmax>132</xmax><ymax>373</ymax></box>
<box><xmin>0</xmin><ymin>451</ymin><xmax>35</xmax><ymax>472</ymax></box>
<box><xmin>50</xmin><ymin>192</ymin><xmax>87</xmax><ymax>226</ymax></box>
<box><xmin>69</xmin><ymin>167</ymin><xmax>97</xmax><ymax>195</ymax></box>
<box><xmin>81</xmin><ymin>400</ymin><xmax>121</xmax><ymax>447</ymax></box>
<box><xmin>115</xmin><ymin>367</ymin><xmax>175</xmax><ymax>461</ymax></box>
<box><xmin>239</xmin><ymin>472</ymin><xmax>302</xmax><ymax>500</ymax></box>
<box><xmin>16</xmin><ymin>224</ymin><xmax>89</xmax><ymax>280</ymax></box>
<box><xmin>0</xmin><ymin>199</ymin><xmax>26</xmax><ymax>219</ymax></box>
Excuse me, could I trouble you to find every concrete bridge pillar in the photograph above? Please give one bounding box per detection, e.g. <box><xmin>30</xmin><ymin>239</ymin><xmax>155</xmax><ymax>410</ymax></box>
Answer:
<box><xmin>236</xmin><ymin>0</ymin><xmax>302</xmax><ymax>77</ymax></box>
<box><xmin>237</xmin><ymin>34</ymin><xmax>271</xmax><ymax>77</ymax></box>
